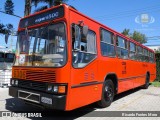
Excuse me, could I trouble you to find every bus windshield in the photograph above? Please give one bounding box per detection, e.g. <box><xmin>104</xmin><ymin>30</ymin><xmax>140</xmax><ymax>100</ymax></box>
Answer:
<box><xmin>14</xmin><ymin>23</ymin><xmax>67</xmax><ymax>67</ymax></box>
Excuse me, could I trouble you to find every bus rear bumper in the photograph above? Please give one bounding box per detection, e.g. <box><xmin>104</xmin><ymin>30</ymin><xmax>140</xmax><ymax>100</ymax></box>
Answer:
<box><xmin>9</xmin><ymin>86</ymin><xmax>66</xmax><ymax>110</ymax></box>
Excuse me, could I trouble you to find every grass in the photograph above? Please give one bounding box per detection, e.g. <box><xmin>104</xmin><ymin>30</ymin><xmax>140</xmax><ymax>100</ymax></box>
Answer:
<box><xmin>151</xmin><ymin>80</ymin><xmax>160</xmax><ymax>87</ymax></box>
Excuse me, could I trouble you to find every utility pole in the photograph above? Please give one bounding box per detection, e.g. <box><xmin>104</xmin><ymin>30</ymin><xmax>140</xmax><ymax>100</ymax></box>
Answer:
<box><xmin>24</xmin><ymin>0</ymin><xmax>32</xmax><ymax>16</ymax></box>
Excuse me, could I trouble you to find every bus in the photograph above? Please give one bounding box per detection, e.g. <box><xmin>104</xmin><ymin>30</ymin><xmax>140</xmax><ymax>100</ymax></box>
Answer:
<box><xmin>9</xmin><ymin>4</ymin><xmax>156</xmax><ymax>111</ymax></box>
<box><xmin>0</xmin><ymin>52</ymin><xmax>15</xmax><ymax>87</ymax></box>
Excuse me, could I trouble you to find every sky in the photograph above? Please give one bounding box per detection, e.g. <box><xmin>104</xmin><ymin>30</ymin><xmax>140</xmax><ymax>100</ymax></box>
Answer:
<box><xmin>0</xmin><ymin>0</ymin><xmax>160</xmax><ymax>50</ymax></box>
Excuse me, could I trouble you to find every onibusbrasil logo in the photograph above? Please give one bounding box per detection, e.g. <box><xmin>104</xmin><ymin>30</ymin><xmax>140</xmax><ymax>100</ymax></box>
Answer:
<box><xmin>135</xmin><ymin>14</ymin><xmax>155</xmax><ymax>27</ymax></box>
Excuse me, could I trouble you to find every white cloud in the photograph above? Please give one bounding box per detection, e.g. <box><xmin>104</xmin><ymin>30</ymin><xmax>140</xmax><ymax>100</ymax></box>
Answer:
<box><xmin>0</xmin><ymin>46</ymin><xmax>5</xmax><ymax>48</ymax></box>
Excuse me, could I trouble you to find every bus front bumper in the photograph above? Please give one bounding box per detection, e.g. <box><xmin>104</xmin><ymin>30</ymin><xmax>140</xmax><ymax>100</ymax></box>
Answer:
<box><xmin>9</xmin><ymin>86</ymin><xmax>66</xmax><ymax>110</ymax></box>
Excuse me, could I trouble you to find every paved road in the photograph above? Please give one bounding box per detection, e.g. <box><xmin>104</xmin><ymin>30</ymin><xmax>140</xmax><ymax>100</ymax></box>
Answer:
<box><xmin>0</xmin><ymin>86</ymin><xmax>160</xmax><ymax>120</ymax></box>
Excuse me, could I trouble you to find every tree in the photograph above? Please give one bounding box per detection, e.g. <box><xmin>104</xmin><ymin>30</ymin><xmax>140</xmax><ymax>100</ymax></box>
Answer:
<box><xmin>24</xmin><ymin>0</ymin><xmax>69</xmax><ymax>16</ymax></box>
<box><xmin>0</xmin><ymin>23</ymin><xmax>6</xmax><ymax>34</ymax></box>
<box><xmin>4</xmin><ymin>0</ymin><xmax>14</xmax><ymax>15</ymax></box>
<box><xmin>155</xmin><ymin>48</ymin><xmax>160</xmax><ymax>53</ymax></box>
<box><xmin>131</xmin><ymin>31</ymin><xmax>147</xmax><ymax>44</ymax></box>
<box><xmin>34</xmin><ymin>6</ymin><xmax>48</xmax><ymax>12</ymax></box>
<box><xmin>0</xmin><ymin>23</ymin><xmax>13</xmax><ymax>35</ymax></box>
<box><xmin>32</xmin><ymin>0</ymin><xmax>53</xmax><ymax>8</ymax></box>
<box><xmin>122</xmin><ymin>29</ymin><xmax>147</xmax><ymax>44</ymax></box>
<box><xmin>32</xmin><ymin>0</ymin><xmax>68</xmax><ymax>12</ymax></box>
<box><xmin>24</xmin><ymin>0</ymin><xmax>32</xmax><ymax>16</ymax></box>
<box><xmin>121</xmin><ymin>29</ymin><xmax>130</xmax><ymax>37</ymax></box>
<box><xmin>0</xmin><ymin>23</ymin><xmax>14</xmax><ymax>44</ymax></box>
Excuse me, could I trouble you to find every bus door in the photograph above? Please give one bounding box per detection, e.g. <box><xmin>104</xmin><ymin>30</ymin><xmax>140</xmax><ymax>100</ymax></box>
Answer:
<box><xmin>69</xmin><ymin>23</ymin><xmax>99</xmax><ymax>108</ymax></box>
<box><xmin>71</xmin><ymin>24</ymin><xmax>98</xmax><ymax>85</ymax></box>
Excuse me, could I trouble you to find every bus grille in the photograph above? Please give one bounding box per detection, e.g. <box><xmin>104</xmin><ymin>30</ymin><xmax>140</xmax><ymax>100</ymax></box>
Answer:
<box><xmin>26</xmin><ymin>70</ymin><xmax>56</xmax><ymax>83</ymax></box>
<box><xmin>18</xmin><ymin>80</ymin><xmax>47</xmax><ymax>92</ymax></box>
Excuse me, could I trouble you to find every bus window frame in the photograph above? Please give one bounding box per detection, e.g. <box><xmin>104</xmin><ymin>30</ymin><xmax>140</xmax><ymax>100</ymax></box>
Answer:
<box><xmin>71</xmin><ymin>23</ymin><xmax>98</xmax><ymax>69</ymax></box>
<box><xmin>143</xmin><ymin>48</ymin><xmax>149</xmax><ymax>62</ymax></box>
<box><xmin>100</xmin><ymin>28</ymin><xmax>116</xmax><ymax>58</ymax></box>
<box><xmin>129</xmin><ymin>41</ymin><xmax>137</xmax><ymax>60</ymax></box>
<box><xmin>136</xmin><ymin>45</ymin><xmax>143</xmax><ymax>62</ymax></box>
<box><xmin>116</xmin><ymin>36</ymin><xmax>129</xmax><ymax>59</ymax></box>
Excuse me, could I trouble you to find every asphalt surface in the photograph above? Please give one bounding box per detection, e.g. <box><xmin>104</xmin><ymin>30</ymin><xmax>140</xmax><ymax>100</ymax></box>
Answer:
<box><xmin>0</xmin><ymin>86</ymin><xmax>160</xmax><ymax>120</ymax></box>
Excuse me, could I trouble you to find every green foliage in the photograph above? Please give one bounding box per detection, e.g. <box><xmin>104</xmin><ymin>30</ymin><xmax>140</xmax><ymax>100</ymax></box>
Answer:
<box><xmin>4</xmin><ymin>0</ymin><xmax>14</xmax><ymax>15</ymax></box>
<box><xmin>151</xmin><ymin>81</ymin><xmax>160</xmax><ymax>87</ymax></box>
<box><xmin>0</xmin><ymin>23</ymin><xmax>13</xmax><ymax>35</ymax></box>
<box><xmin>0</xmin><ymin>24</ymin><xmax>6</xmax><ymax>34</ymax></box>
<box><xmin>34</xmin><ymin>6</ymin><xmax>48</xmax><ymax>12</ymax></box>
<box><xmin>131</xmin><ymin>31</ymin><xmax>147</xmax><ymax>44</ymax></box>
<box><xmin>54</xmin><ymin>0</ymin><xmax>67</xmax><ymax>6</ymax></box>
<box><xmin>156</xmin><ymin>53</ymin><xmax>160</xmax><ymax>81</ymax></box>
<box><xmin>32</xmin><ymin>0</ymin><xmax>68</xmax><ymax>12</ymax></box>
<box><xmin>32</xmin><ymin>0</ymin><xmax>52</xmax><ymax>7</ymax></box>
<box><xmin>122</xmin><ymin>29</ymin><xmax>147</xmax><ymax>44</ymax></box>
<box><xmin>121</xmin><ymin>29</ymin><xmax>130</xmax><ymax>37</ymax></box>
<box><xmin>32</xmin><ymin>0</ymin><xmax>62</xmax><ymax>7</ymax></box>
<box><xmin>0</xmin><ymin>1</ymin><xmax>14</xmax><ymax>35</ymax></box>
<box><xmin>155</xmin><ymin>49</ymin><xmax>160</xmax><ymax>53</ymax></box>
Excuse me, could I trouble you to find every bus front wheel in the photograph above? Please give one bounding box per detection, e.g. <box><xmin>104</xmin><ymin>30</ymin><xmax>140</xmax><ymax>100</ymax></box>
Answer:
<box><xmin>97</xmin><ymin>79</ymin><xmax>114</xmax><ymax>108</ymax></box>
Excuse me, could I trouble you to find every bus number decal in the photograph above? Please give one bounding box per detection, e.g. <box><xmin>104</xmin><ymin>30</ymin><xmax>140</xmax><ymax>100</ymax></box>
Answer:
<box><xmin>122</xmin><ymin>62</ymin><xmax>127</xmax><ymax>74</ymax></box>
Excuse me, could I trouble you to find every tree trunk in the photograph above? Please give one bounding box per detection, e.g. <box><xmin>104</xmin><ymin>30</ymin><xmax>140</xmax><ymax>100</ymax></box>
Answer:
<box><xmin>24</xmin><ymin>0</ymin><xmax>31</xmax><ymax>16</ymax></box>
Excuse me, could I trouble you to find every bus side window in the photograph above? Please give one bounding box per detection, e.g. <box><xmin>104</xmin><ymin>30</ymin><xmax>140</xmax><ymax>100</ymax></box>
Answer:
<box><xmin>143</xmin><ymin>49</ymin><xmax>149</xmax><ymax>62</ymax></box>
<box><xmin>116</xmin><ymin>36</ymin><xmax>128</xmax><ymax>59</ymax></box>
<box><xmin>149</xmin><ymin>52</ymin><xmax>155</xmax><ymax>63</ymax></box>
<box><xmin>129</xmin><ymin>42</ymin><xmax>136</xmax><ymax>60</ymax></box>
<box><xmin>100</xmin><ymin>29</ymin><xmax>115</xmax><ymax>57</ymax></box>
<box><xmin>137</xmin><ymin>46</ymin><xmax>143</xmax><ymax>61</ymax></box>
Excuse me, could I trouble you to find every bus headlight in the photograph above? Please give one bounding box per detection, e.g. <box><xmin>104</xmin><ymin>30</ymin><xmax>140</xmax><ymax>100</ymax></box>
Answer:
<box><xmin>11</xmin><ymin>79</ymin><xmax>15</xmax><ymax>85</ymax></box>
<box><xmin>15</xmin><ymin>80</ymin><xmax>19</xmax><ymax>86</ymax></box>
<box><xmin>54</xmin><ymin>85</ymin><xmax>67</xmax><ymax>94</ymax></box>
<box><xmin>11</xmin><ymin>79</ymin><xmax>18</xmax><ymax>86</ymax></box>
<box><xmin>46</xmin><ymin>84</ymin><xmax>67</xmax><ymax>94</ymax></box>
<box><xmin>47</xmin><ymin>84</ymin><xmax>53</xmax><ymax>91</ymax></box>
<box><xmin>53</xmin><ymin>86</ymin><xmax>58</xmax><ymax>92</ymax></box>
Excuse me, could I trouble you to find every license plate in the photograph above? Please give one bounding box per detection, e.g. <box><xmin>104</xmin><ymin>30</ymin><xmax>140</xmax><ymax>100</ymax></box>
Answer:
<box><xmin>41</xmin><ymin>97</ymin><xmax>52</xmax><ymax>105</ymax></box>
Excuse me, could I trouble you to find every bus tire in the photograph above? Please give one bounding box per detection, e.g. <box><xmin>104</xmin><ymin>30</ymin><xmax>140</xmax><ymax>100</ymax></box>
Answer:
<box><xmin>97</xmin><ymin>79</ymin><xmax>114</xmax><ymax>108</ymax></box>
<box><xmin>143</xmin><ymin>74</ymin><xmax>150</xmax><ymax>89</ymax></box>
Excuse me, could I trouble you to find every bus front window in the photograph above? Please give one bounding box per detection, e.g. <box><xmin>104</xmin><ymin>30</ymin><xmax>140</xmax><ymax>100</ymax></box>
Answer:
<box><xmin>14</xmin><ymin>23</ymin><xmax>67</xmax><ymax>67</ymax></box>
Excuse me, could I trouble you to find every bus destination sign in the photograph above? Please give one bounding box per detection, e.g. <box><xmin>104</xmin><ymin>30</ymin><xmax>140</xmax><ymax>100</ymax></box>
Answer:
<box><xmin>19</xmin><ymin>6</ymin><xmax>64</xmax><ymax>28</ymax></box>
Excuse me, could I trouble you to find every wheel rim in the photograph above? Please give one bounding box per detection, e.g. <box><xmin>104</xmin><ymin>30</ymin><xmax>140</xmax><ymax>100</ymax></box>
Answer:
<box><xmin>104</xmin><ymin>85</ymin><xmax>113</xmax><ymax>102</ymax></box>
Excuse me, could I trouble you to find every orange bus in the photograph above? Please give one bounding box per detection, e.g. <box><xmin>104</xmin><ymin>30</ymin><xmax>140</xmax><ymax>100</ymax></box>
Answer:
<box><xmin>9</xmin><ymin>4</ymin><xmax>156</xmax><ymax>111</ymax></box>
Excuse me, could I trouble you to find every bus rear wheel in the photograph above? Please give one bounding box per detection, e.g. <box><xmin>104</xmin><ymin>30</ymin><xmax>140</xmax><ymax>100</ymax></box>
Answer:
<box><xmin>143</xmin><ymin>74</ymin><xmax>150</xmax><ymax>89</ymax></box>
<box><xmin>97</xmin><ymin>79</ymin><xmax>114</xmax><ymax>108</ymax></box>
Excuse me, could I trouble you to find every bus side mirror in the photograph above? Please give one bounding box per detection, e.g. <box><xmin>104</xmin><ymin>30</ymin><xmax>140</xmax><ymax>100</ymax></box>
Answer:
<box><xmin>82</xmin><ymin>26</ymin><xmax>88</xmax><ymax>37</ymax></box>
<box><xmin>74</xmin><ymin>25</ymin><xmax>81</xmax><ymax>50</ymax></box>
